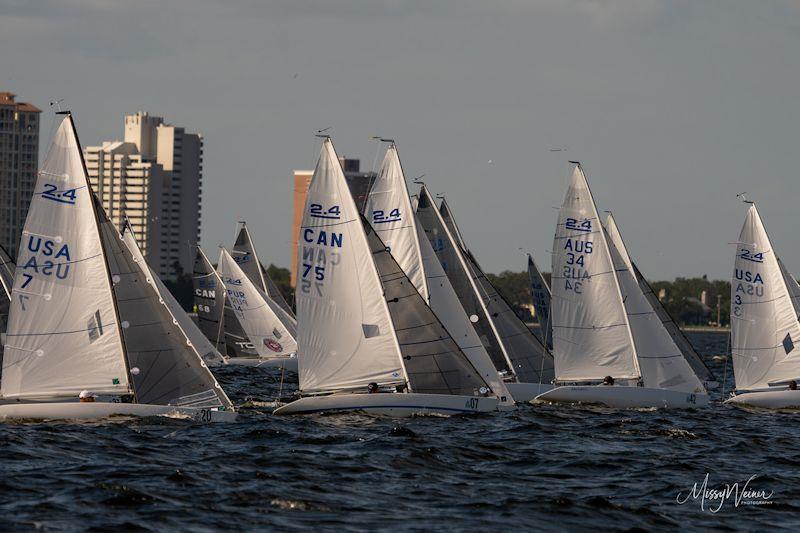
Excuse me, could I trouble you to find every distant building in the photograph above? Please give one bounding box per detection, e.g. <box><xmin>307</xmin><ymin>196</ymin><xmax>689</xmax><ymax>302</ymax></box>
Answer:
<box><xmin>290</xmin><ymin>158</ymin><xmax>376</xmax><ymax>286</ymax></box>
<box><xmin>85</xmin><ymin>111</ymin><xmax>203</xmax><ymax>279</ymax></box>
<box><xmin>0</xmin><ymin>92</ymin><xmax>41</xmax><ymax>254</ymax></box>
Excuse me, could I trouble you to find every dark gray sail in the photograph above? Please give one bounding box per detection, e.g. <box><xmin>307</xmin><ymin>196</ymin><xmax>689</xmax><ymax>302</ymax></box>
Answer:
<box><xmin>632</xmin><ymin>262</ymin><xmax>716</xmax><ymax>383</ymax></box>
<box><xmin>191</xmin><ymin>247</ymin><xmax>226</xmax><ymax>354</ymax></box>
<box><xmin>98</xmin><ymin>206</ymin><xmax>231</xmax><ymax>408</ymax></box>
<box><xmin>439</xmin><ymin>198</ymin><xmax>555</xmax><ymax>384</ymax></box>
<box><xmin>232</xmin><ymin>222</ymin><xmax>296</xmax><ymax>321</ymax></box>
<box><xmin>415</xmin><ymin>187</ymin><xmax>512</xmax><ymax>376</ymax></box>
<box><xmin>363</xmin><ymin>216</ymin><xmax>489</xmax><ymax>396</ymax></box>
<box><xmin>527</xmin><ymin>254</ymin><xmax>553</xmax><ymax>350</ymax></box>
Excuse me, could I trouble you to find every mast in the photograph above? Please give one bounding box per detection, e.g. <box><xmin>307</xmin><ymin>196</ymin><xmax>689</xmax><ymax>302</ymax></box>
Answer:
<box><xmin>67</xmin><ymin>112</ymin><xmax>135</xmax><ymax>399</ymax></box>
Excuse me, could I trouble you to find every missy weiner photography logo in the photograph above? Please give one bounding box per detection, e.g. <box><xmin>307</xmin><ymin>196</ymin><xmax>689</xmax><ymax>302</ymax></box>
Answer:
<box><xmin>676</xmin><ymin>473</ymin><xmax>774</xmax><ymax>512</ymax></box>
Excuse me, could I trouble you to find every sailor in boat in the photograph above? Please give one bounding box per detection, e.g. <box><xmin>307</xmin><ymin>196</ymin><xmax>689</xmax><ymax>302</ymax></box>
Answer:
<box><xmin>790</xmin><ymin>381</ymin><xmax>798</xmax><ymax>391</ymax></box>
<box><xmin>79</xmin><ymin>391</ymin><xmax>97</xmax><ymax>403</ymax></box>
<box><xmin>602</xmin><ymin>376</ymin><xmax>614</xmax><ymax>386</ymax></box>
<box><xmin>368</xmin><ymin>383</ymin><xmax>380</xmax><ymax>394</ymax></box>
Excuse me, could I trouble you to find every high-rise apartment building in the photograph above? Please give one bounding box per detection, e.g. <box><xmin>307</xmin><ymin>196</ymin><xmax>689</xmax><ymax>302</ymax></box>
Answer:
<box><xmin>0</xmin><ymin>92</ymin><xmax>40</xmax><ymax>254</ymax></box>
<box><xmin>290</xmin><ymin>158</ymin><xmax>376</xmax><ymax>286</ymax></box>
<box><xmin>85</xmin><ymin>111</ymin><xmax>203</xmax><ymax>279</ymax></box>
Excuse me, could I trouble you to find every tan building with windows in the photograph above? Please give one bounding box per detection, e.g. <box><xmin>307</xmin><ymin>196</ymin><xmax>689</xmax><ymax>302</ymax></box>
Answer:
<box><xmin>0</xmin><ymin>92</ymin><xmax>40</xmax><ymax>255</ymax></box>
<box><xmin>85</xmin><ymin>111</ymin><xmax>204</xmax><ymax>279</ymax></box>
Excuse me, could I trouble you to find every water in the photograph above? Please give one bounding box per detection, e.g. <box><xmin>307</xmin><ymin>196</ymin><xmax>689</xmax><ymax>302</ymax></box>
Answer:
<box><xmin>2</xmin><ymin>332</ymin><xmax>798</xmax><ymax>531</ymax></box>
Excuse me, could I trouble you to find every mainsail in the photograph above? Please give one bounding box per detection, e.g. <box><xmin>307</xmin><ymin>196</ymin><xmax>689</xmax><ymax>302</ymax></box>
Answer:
<box><xmin>99</xmin><ymin>207</ymin><xmax>231</xmax><ymax>408</ymax></box>
<box><xmin>231</xmin><ymin>222</ymin><xmax>296</xmax><ymax>323</ymax></box>
<box><xmin>604</xmin><ymin>214</ymin><xmax>715</xmax><ymax>384</ymax></box>
<box><xmin>527</xmin><ymin>254</ymin><xmax>553</xmax><ymax>349</ymax></box>
<box><xmin>731</xmin><ymin>204</ymin><xmax>800</xmax><ymax>390</ymax></box>
<box><xmin>296</xmin><ymin>138</ymin><xmax>406</xmax><ymax>394</ymax></box>
<box><xmin>364</xmin><ymin>217</ymin><xmax>488</xmax><ymax>395</ymax></box>
<box><xmin>363</xmin><ymin>143</ymin><xmax>428</xmax><ymax>300</ymax></box>
<box><xmin>551</xmin><ymin>163</ymin><xmax>640</xmax><ymax>382</ymax></box>
<box><xmin>439</xmin><ymin>197</ymin><xmax>554</xmax><ymax>384</ymax></box>
<box><xmin>603</xmin><ymin>214</ymin><xmax>704</xmax><ymax>393</ymax></box>
<box><xmin>2</xmin><ymin>113</ymin><xmax>130</xmax><ymax>399</ymax></box>
<box><xmin>217</xmin><ymin>248</ymin><xmax>297</xmax><ymax>358</ymax></box>
<box><xmin>777</xmin><ymin>257</ymin><xmax>800</xmax><ymax>319</ymax></box>
<box><xmin>191</xmin><ymin>246</ymin><xmax>226</xmax><ymax>353</ymax></box>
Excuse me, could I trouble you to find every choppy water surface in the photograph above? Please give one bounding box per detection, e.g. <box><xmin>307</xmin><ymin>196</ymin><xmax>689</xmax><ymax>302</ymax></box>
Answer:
<box><xmin>2</xmin><ymin>332</ymin><xmax>799</xmax><ymax>531</ymax></box>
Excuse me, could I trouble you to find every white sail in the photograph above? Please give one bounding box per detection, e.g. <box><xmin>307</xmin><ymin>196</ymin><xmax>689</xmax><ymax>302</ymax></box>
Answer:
<box><xmin>2</xmin><ymin>114</ymin><xmax>130</xmax><ymax>399</ymax></box>
<box><xmin>296</xmin><ymin>138</ymin><xmax>406</xmax><ymax>393</ymax></box>
<box><xmin>416</xmin><ymin>218</ymin><xmax>514</xmax><ymax>406</ymax></box>
<box><xmin>527</xmin><ymin>254</ymin><xmax>552</xmax><ymax>349</ymax></box>
<box><xmin>363</xmin><ymin>144</ymin><xmax>428</xmax><ymax>300</ymax></box>
<box><xmin>551</xmin><ymin>164</ymin><xmax>639</xmax><ymax>382</ymax></box>
<box><xmin>217</xmin><ymin>248</ymin><xmax>297</xmax><ymax>358</ymax></box>
<box><xmin>604</xmin><ymin>215</ymin><xmax>704</xmax><ymax>393</ymax></box>
<box><xmin>731</xmin><ymin>204</ymin><xmax>800</xmax><ymax>390</ymax></box>
<box><xmin>120</xmin><ymin>225</ymin><xmax>225</xmax><ymax>367</ymax></box>
<box><xmin>232</xmin><ymin>222</ymin><xmax>297</xmax><ymax>324</ymax></box>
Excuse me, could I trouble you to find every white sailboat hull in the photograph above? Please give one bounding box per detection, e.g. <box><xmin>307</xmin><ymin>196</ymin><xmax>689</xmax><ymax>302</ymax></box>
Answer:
<box><xmin>272</xmin><ymin>392</ymin><xmax>498</xmax><ymax>416</ymax></box>
<box><xmin>505</xmin><ymin>382</ymin><xmax>554</xmax><ymax>403</ymax></box>
<box><xmin>533</xmin><ymin>385</ymin><xmax>709</xmax><ymax>409</ymax></box>
<box><xmin>225</xmin><ymin>357</ymin><xmax>298</xmax><ymax>372</ymax></box>
<box><xmin>725</xmin><ymin>390</ymin><xmax>800</xmax><ymax>410</ymax></box>
<box><xmin>0</xmin><ymin>402</ymin><xmax>237</xmax><ymax>422</ymax></box>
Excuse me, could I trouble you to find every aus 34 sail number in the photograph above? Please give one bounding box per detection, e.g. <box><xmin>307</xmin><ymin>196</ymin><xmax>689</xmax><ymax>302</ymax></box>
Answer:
<box><xmin>561</xmin><ymin>236</ymin><xmax>593</xmax><ymax>294</ymax></box>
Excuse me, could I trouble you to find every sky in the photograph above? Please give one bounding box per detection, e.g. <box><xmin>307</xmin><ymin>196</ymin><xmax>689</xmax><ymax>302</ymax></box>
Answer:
<box><xmin>3</xmin><ymin>0</ymin><xmax>800</xmax><ymax>280</ymax></box>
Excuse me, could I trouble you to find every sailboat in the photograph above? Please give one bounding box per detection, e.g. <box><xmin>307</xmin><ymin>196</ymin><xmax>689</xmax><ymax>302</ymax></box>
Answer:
<box><xmin>526</xmin><ymin>254</ymin><xmax>553</xmax><ymax>350</ymax></box>
<box><xmin>416</xmin><ymin>188</ymin><xmax>555</xmax><ymax>402</ymax></box>
<box><xmin>273</xmin><ymin>138</ymin><xmax>498</xmax><ymax>416</ymax></box>
<box><xmin>191</xmin><ymin>246</ymin><xmax>227</xmax><ymax>354</ymax></box>
<box><xmin>726</xmin><ymin>202</ymin><xmax>800</xmax><ymax>409</ymax></box>
<box><xmin>217</xmin><ymin>247</ymin><xmax>298</xmax><ymax>371</ymax></box>
<box><xmin>363</xmin><ymin>142</ymin><xmax>514</xmax><ymax>410</ymax></box>
<box><xmin>535</xmin><ymin>162</ymin><xmax>708</xmax><ymax>409</ymax></box>
<box><xmin>0</xmin><ymin>112</ymin><xmax>235</xmax><ymax>421</ymax></box>
<box><xmin>232</xmin><ymin>221</ymin><xmax>296</xmax><ymax>323</ymax></box>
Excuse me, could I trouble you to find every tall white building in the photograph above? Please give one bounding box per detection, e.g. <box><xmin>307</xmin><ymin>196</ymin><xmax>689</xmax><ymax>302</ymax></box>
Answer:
<box><xmin>85</xmin><ymin>111</ymin><xmax>204</xmax><ymax>279</ymax></box>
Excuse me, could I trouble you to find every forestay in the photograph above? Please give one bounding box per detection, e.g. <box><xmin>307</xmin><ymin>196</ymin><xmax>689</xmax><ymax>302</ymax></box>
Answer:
<box><xmin>731</xmin><ymin>204</ymin><xmax>800</xmax><ymax>390</ymax></box>
<box><xmin>2</xmin><ymin>114</ymin><xmax>130</xmax><ymax>399</ymax></box>
<box><xmin>363</xmin><ymin>144</ymin><xmax>428</xmax><ymax>300</ymax></box>
<box><xmin>99</xmin><ymin>208</ymin><xmax>230</xmax><ymax>408</ymax></box>
<box><xmin>191</xmin><ymin>247</ymin><xmax>226</xmax><ymax>353</ymax></box>
<box><xmin>232</xmin><ymin>222</ymin><xmax>296</xmax><ymax>323</ymax></box>
<box><xmin>296</xmin><ymin>138</ymin><xmax>406</xmax><ymax>394</ymax></box>
<box><xmin>364</xmin><ymin>218</ymin><xmax>487</xmax><ymax>396</ymax></box>
<box><xmin>416</xmin><ymin>186</ymin><xmax>511</xmax><ymax>375</ymax></box>
<box><xmin>121</xmin><ymin>225</ymin><xmax>224</xmax><ymax>367</ymax></box>
<box><xmin>604</xmin><ymin>215</ymin><xmax>704</xmax><ymax>393</ymax></box>
<box><xmin>527</xmin><ymin>254</ymin><xmax>553</xmax><ymax>349</ymax></box>
<box><xmin>217</xmin><ymin>248</ymin><xmax>297</xmax><ymax>358</ymax></box>
<box><xmin>551</xmin><ymin>164</ymin><xmax>639</xmax><ymax>382</ymax></box>
<box><xmin>440</xmin><ymin>197</ymin><xmax>554</xmax><ymax>384</ymax></box>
